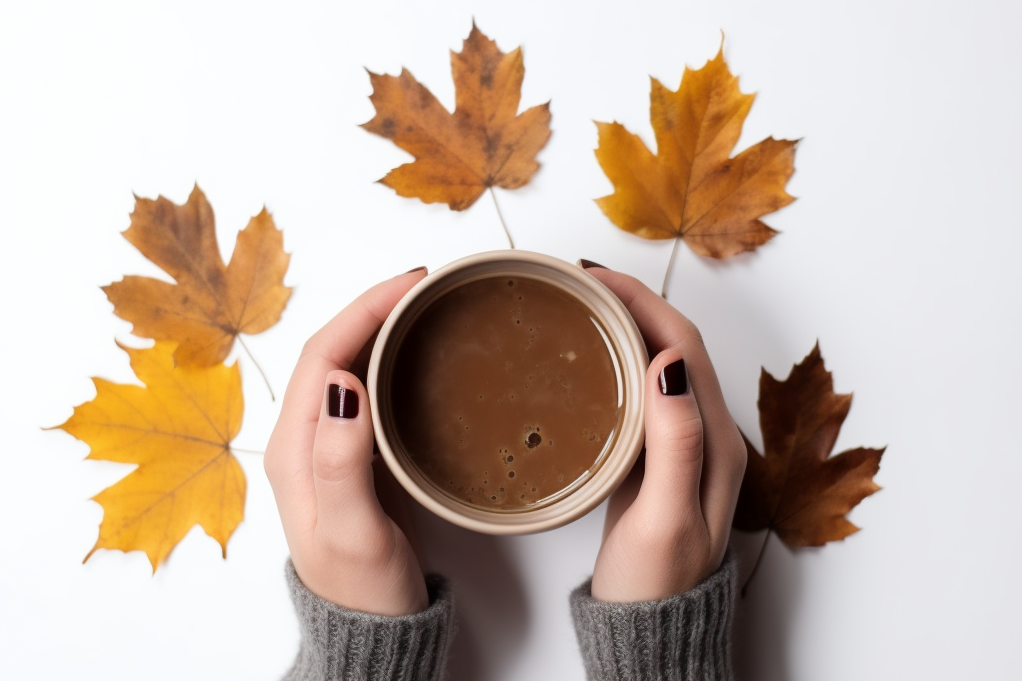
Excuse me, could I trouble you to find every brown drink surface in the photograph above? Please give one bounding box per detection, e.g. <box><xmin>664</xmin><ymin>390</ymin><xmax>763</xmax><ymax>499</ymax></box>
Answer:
<box><xmin>390</xmin><ymin>275</ymin><xmax>621</xmax><ymax>510</ymax></box>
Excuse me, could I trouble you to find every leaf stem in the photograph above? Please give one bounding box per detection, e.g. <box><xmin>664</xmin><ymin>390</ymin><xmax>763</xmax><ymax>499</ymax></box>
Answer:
<box><xmin>741</xmin><ymin>528</ymin><xmax>771</xmax><ymax>598</ymax></box>
<box><xmin>661</xmin><ymin>235</ymin><xmax>682</xmax><ymax>299</ymax></box>
<box><xmin>490</xmin><ymin>187</ymin><xmax>515</xmax><ymax>249</ymax></box>
<box><xmin>231</xmin><ymin>447</ymin><xmax>266</xmax><ymax>455</ymax></box>
<box><xmin>237</xmin><ymin>336</ymin><xmax>275</xmax><ymax>401</ymax></box>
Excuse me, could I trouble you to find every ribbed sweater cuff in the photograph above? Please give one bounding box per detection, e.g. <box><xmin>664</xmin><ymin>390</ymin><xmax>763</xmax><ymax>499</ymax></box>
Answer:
<box><xmin>284</xmin><ymin>559</ymin><xmax>454</xmax><ymax>681</ymax></box>
<box><xmin>569</xmin><ymin>552</ymin><xmax>737</xmax><ymax>681</ymax></box>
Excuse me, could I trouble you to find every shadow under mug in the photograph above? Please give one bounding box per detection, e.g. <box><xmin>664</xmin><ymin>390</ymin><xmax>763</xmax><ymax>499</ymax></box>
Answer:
<box><xmin>367</xmin><ymin>250</ymin><xmax>648</xmax><ymax>534</ymax></box>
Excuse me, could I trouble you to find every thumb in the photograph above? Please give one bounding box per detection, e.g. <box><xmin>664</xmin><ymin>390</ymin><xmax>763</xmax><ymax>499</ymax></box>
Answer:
<box><xmin>635</xmin><ymin>352</ymin><xmax>705</xmax><ymax>522</ymax></box>
<box><xmin>311</xmin><ymin>370</ymin><xmax>386</xmax><ymax>540</ymax></box>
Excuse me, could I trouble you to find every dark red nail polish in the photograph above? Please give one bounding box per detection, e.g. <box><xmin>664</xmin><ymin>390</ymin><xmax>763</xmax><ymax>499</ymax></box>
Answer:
<box><xmin>579</xmin><ymin>259</ymin><xmax>606</xmax><ymax>270</ymax></box>
<box><xmin>405</xmin><ymin>266</ymin><xmax>427</xmax><ymax>274</ymax></box>
<box><xmin>328</xmin><ymin>384</ymin><xmax>359</xmax><ymax>418</ymax></box>
<box><xmin>659</xmin><ymin>359</ymin><xmax>688</xmax><ymax>396</ymax></box>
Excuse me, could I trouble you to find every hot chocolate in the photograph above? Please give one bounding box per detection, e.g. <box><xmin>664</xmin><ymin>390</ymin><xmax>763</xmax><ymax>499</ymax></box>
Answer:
<box><xmin>389</xmin><ymin>275</ymin><xmax>622</xmax><ymax>510</ymax></box>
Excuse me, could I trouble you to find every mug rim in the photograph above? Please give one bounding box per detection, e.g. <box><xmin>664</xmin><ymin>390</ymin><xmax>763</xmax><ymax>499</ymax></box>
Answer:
<box><xmin>367</xmin><ymin>250</ymin><xmax>647</xmax><ymax>535</ymax></box>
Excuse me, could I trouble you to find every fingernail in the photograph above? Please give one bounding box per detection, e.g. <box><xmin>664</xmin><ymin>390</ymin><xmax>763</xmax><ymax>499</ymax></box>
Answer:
<box><xmin>659</xmin><ymin>359</ymin><xmax>688</xmax><ymax>396</ymax></box>
<box><xmin>405</xmin><ymin>266</ymin><xmax>427</xmax><ymax>275</ymax></box>
<box><xmin>578</xmin><ymin>259</ymin><xmax>606</xmax><ymax>270</ymax></box>
<box><xmin>328</xmin><ymin>384</ymin><xmax>359</xmax><ymax>418</ymax></box>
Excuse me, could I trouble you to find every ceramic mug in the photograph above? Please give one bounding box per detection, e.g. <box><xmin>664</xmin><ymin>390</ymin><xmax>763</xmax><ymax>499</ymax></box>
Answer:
<box><xmin>367</xmin><ymin>250</ymin><xmax>647</xmax><ymax>534</ymax></box>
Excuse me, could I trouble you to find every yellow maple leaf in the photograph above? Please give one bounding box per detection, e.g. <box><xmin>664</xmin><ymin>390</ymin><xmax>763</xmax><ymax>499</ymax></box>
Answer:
<box><xmin>54</xmin><ymin>341</ymin><xmax>245</xmax><ymax>571</ymax></box>
<box><xmin>595</xmin><ymin>46</ymin><xmax>797</xmax><ymax>295</ymax></box>
<box><xmin>103</xmin><ymin>184</ymin><xmax>292</xmax><ymax>368</ymax></box>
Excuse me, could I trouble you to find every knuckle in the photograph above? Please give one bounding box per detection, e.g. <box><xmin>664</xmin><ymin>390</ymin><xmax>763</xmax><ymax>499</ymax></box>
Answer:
<box><xmin>727</xmin><ymin>429</ymin><xmax>748</xmax><ymax>485</ymax></box>
<box><xmin>679</xmin><ymin>317</ymin><xmax>705</xmax><ymax>348</ymax></box>
<box><xmin>360</xmin><ymin>291</ymin><xmax>392</xmax><ymax>325</ymax></box>
<box><xmin>298</xmin><ymin>336</ymin><xmax>323</xmax><ymax>365</ymax></box>
<box><xmin>262</xmin><ymin>442</ymin><xmax>283</xmax><ymax>482</ymax></box>
<box><xmin>313</xmin><ymin>449</ymin><xmax>361</xmax><ymax>482</ymax></box>
<box><xmin>733</xmin><ymin>445</ymin><xmax>747</xmax><ymax>483</ymax></box>
<box><xmin>658</xmin><ymin>416</ymin><xmax>704</xmax><ymax>456</ymax></box>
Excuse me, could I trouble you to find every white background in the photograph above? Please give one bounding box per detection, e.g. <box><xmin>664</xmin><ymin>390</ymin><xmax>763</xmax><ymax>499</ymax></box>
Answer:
<box><xmin>2</xmin><ymin>0</ymin><xmax>1020</xmax><ymax>679</ymax></box>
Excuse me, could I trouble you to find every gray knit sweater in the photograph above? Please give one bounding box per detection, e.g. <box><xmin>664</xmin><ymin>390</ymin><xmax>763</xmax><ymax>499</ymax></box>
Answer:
<box><xmin>284</xmin><ymin>554</ymin><xmax>736</xmax><ymax>680</ymax></box>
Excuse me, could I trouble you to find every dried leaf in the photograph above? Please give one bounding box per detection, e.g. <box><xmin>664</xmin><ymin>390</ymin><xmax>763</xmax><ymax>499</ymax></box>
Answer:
<box><xmin>595</xmin><ymin>46</ymin><xmax>797</xmax><ymax>258</ymax></box>
<box><xmin>54</xmin><ymin>341</ymin><xmax>245</xmax><ymax>571</ymax></box>
<box><xmin>362</xmin><ymin>23</ymin><xmax>551</xmax><ymax>211</ymax></box>
<box><xmin>103</xmin><ymin>185</ymin><xmax>291</xmax><ymax>367</ymax></box>
<box><xmin>733</xmin><ymin>344</ymin><xmax>884</xmax><ymax>547</ymax></box>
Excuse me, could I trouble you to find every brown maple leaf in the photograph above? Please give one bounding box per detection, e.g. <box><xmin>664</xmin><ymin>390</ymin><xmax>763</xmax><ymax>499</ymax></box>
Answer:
<box><xmin>103</xmin><ymin>185</ymin><xmax>291</xmax><ymax>369</ymax></box>
<box><xmin>362</xmin><ymin>23</ymin><xmax>551</xmax><ymax>246</ymax></box>
<box><xmin>733</xmin><ymin>343</ymin><xmax>884</xmax><ymax>548</ymax></box>
<box><xmin>594</xmin><ymin>45</ymin><xmax>797</xmax><ymax>296</ymax></box>
<box><xmin>53</xmin><ymin>341</ymin><xmax>245</xmax><ymax>571</ymax></box>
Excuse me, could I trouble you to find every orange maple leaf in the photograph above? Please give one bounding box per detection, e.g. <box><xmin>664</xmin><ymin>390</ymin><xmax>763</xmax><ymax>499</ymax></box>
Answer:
<box><xmin>54</xmin><ymin>341</ymin><xmax>245</xmax><ymax>571</ymax></box>
<box><xmin>362</xmin><ymin>23</ymin><xmax>551</xmax><ymax>243</ymax></box>
<box><xmin>595</xmin><ymin>46</ymin><xmax>797</xmax><ymax>295</ymax></box>
<box><xmin>733</xmin><ymin>343</ymin><xmax>885</xmax><ymax>549</ymax></box>
<box><xmin>103</xmin><ymin>185</ymin><xmax>291</xmax><ymax>368</ymax></box>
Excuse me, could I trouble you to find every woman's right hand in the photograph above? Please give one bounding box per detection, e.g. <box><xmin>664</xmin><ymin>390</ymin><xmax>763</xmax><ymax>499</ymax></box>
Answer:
<box><xmin>264</xmin><ymin>269</ymin><xmax>429</xmax><ymax>616</ymax></box>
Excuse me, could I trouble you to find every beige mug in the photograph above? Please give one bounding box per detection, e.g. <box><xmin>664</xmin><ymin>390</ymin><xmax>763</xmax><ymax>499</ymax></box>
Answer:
<box><xmin>367</xmin><ymin>250</ymin><xmax>648</xmax><ymax>534</ymax></box>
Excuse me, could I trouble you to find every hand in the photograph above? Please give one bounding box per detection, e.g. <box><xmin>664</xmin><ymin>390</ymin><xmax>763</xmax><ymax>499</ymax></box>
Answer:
<box><xmin>585</xmin><ymin>266</ymin><xmax>746</xmax><ymax>602</ymax></box>
<box><xmin>264</xmin><ymin>269</ymin><xmax>429</xmax><ymax>616</ymax></box>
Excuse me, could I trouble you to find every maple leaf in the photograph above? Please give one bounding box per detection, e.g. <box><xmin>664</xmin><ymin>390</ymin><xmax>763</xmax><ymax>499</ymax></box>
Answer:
<box><xmin>361</xmin><ymin>23</ymin><xmax>551</xmax><ymax>245</ymax></box>
<box><xmin>594</xmin><ymin>45</ymin><xmax>797</xmax><ymax>295</ymax></box>
<box><xmin>54</xmin><ymin>341</ymin><xmax>245</xmax><ymax>571</ymax></box>
<box><xmin>733</xmin><ymin>343</ymin><xmax>884</xmax><ymax>548</ymax></box>
<box><xmin>103</xmin><ymin>185</ymin><xmax>291</xmax><ymax>368</ymax></box>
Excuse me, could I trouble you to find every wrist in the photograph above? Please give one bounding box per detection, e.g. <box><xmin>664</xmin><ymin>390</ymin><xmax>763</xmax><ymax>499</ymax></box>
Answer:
<box><xmin>293</xmin><ymin>555</ymin><xmax>428</xmax><ymax>616</ymax></box>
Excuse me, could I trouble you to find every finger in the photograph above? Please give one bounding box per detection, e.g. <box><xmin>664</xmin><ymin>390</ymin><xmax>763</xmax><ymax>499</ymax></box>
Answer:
<box><xmin>282</xmin><ymin>268</ymin><xmax>427</xmax><ymax>428</ymax></box>
<box><xmin>633</xmin><ymin>351</ymin><xmax>705</xmax><ymax>526</ymax></box>
<box><xmin>585</xmin><ymin>266</ymin><xmax>744</xmax><ymax>542</ymax></box>
<box><xmin>603</xmin><ymin>449</ymin><xmax>644</xmax><ymax>542</ymax></box>
<box><xmin>373</xmin><ymin>457</ymin><xmax>423</xmax><ymax>567</ymax></box>
<box><xmin>265</xmin><ymin>269</ymin><xmax>426</xmax><ymax>523</ymax></box>
<box><xmin>311</xmin><ymin>371</ymin><xmax>386</xmax><ymax>541</ymax></box>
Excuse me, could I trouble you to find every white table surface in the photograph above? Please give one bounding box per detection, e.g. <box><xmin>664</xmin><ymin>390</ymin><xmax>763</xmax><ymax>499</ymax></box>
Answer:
<box><xmin>2</xmin><ymin>1</ymin><xmax>1020</xmax><ymax>679</ymax></box>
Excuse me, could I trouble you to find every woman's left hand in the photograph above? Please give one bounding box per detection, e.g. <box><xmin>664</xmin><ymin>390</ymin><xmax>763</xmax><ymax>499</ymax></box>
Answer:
<box><xmin>585</xmin><ymin>266</ymin><xmax>747</xmax><ymax>602</ymax></box>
